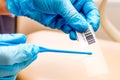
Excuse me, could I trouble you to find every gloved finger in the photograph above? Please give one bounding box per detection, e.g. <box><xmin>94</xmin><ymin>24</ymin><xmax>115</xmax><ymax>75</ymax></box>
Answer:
<box><xmin>18</xmin><ymin>55</ymin><xmax>37</xmax><ymax>71</ymax></box>
<box><xmin>69</xmin><ymin>30</ymin><xmax>77</xmax><ymax>40</ymax></box>
<box><xmin>0</xmin><ymin>56</ymin><xmax>37</xmax><ymax>77</ymax></box>
<box><xmin>60</xmin><ymin>24</ymin><xmax>78</xmax><ymax>40</ymax></box>
<box><xmin>0</xmin><ymin>34</ymin><xmax>26</xmax><ymax>44</ymax></box>
<box><xmin>86</xmin><ymin>10</ymin><xmax>100</xmax><ymax>32</ymax></box>
<box><xmin>82</xmin><ymin>0</ymin><xmax>100</xmax><ymax>31</ymax></box>
<box><xmin>0</xmin><ymin>44</ymin><xmax>39</xmax><ymax>65</ymax></box>
<box><xmin>57</xmin><ymin>0</ymin><xmax>88</xmax><ymax>32</ymax></box>
<box><xmin>70</xmin><ymin>0</ymin><xmax>85</xmax><ymax>12</ymax></box>
<box><xmin>61</xmin><ymin>25</ymin><xmax>72</xmax><ymax>34</ymax></box>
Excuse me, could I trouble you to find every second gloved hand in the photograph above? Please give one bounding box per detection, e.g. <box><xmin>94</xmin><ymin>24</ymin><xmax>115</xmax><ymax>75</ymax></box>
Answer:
<box><xmin>6</xmin><ymin>0</ymin><xmax>100</xmax><ymax>40</ymax></box>
<box><xmin>0</xmin><ymin>34</ymin><xmax>39</xmax><ymax>80</ymax></box>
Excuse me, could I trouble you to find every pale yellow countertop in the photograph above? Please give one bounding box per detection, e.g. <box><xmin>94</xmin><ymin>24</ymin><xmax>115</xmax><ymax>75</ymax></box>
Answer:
<box><xmin>17</xmin><ymin>31</ymin><xmax>120</xmax><ymax>80</ymax></box>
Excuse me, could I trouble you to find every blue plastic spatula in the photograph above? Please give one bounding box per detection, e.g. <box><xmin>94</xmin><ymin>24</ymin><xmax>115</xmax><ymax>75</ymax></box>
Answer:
<box><xmin>39</xmin><ymin>46</ymin><xmax>92</xmax><ymax>55</ymax></box>
<box><xmin>0</xmin><ymin>42</ymin><xmax>92</xmax><ymax>55</ymax></box>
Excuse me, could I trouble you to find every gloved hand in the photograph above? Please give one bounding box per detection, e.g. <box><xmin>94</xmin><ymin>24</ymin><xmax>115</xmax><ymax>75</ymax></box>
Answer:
<box><xmin>6</xmin><ymin>0</ymin><xmax>100</xmax><ymax>40</ymax></box>
<box><xmin>0</xmin><ymin>34</ymin><xmax>39</xmax><ymax>80</ymax></box>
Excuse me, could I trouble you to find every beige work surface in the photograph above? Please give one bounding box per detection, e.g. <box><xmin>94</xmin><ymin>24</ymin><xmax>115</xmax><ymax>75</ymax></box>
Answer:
<box><xmin>17</xmin><ymin>31</ymin><xmax>120</xmax><ymax>80</ymax></box>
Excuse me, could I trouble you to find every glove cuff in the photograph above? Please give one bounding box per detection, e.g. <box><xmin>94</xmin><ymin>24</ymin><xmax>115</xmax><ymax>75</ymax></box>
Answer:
<box><xmin>0</xmin><ymin>75</ymin><xmax>16</xmax><ymax>80</ymax></box>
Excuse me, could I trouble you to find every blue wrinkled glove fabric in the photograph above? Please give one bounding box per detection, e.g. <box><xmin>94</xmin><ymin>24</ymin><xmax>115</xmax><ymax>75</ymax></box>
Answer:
<box><xmin>0</xmin><ymin>34</ymin><xmax>39</xmax><ymax>80</ymax></box>
<box><xmin>0</xmin><ymin>75</ymin><xmax>16</xmax><ymax>80</ymax></box>
<box><xmin>6</xmin><ymin>0</ymin><xmax>100</xmax><ymax>40</ymax></box>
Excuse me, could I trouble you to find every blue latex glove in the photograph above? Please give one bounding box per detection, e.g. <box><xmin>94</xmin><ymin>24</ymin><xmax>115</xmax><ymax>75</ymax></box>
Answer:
<box><xmin>6</xmin><ymin>0</ymin><xmax>100</xmax><ymax>40</ymax></box>
<box><xmin>0</xmin><ymin>34</ymin><xmax>39</xmax><ymax>80</ymax></box>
